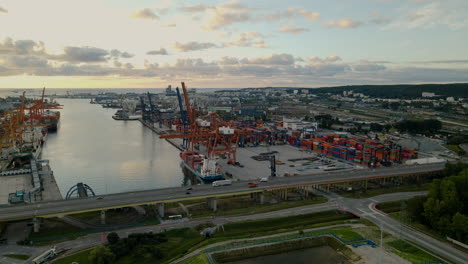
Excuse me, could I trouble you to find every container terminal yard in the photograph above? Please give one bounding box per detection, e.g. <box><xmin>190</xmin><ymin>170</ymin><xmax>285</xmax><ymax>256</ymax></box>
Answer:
<box><xmin>0</xmin><ymin>84</ymin><xmax>466</xmax><ymax>264</ymax></box>
<box><xmin>0</xmin><ymin>83</ymin><xmax>453</xmax><ymax>205</ymax></box>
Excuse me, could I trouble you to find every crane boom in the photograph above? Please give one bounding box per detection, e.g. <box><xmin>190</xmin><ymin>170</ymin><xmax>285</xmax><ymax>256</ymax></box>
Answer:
<box><xmin>181</xmin><ymin>82</ymin><xmax>193</xmax><ymax>125</ymax></box>
<box><xmin>176</xmin><ymin>87</ymin><xmax>187</xmax><ymax>125</ymax></box>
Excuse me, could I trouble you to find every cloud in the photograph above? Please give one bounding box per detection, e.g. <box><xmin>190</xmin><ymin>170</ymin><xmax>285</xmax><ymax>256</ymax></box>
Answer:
<box><xmin>224</xmin><ymin>32</ymin><xmax>268</xmax><ymax>48</ymax></box>
<box><xmin>1</xmin><ymin>38</ymin><xmax>466</xmax><ymax>85</ymax></box>
<box><xmin>202</xmin><ymin>0</ymin><xmax>253</xmax><ymax>31</ymax></box>
<box><xmin>309</xmin><ymin>56</ymin><xmax>342</xmax><ymax>64</ymax></box>
<box><xmin>368</xmin><ymin>11</ymin><xmax>392</xmax><ymax>25</ymax></box>
<box><xmin>180</xmin><ymin>3</ymin><xmax>207</xmax><ymax>13</ymax></box>
<box><xmin>370</xmin><ymin>18</ymin><xmax>392</xmax><ymax>25</ymax></box>
<box><xmin>277</xmin><ymin>22</ymin><xmax>309</xmax><ymax>34</ymax></box>
<box><xmin>0</xmin><ymin>38</ymin><xmax>46</xmax><ymax>56</ymax></box>
<box><xmin>241</xmin><ymin>54</ymin><xmax>295</xmax><ymax>65</ymax></box>
<box><xmin>325</xmin><ymin>18</ymin><xmax>362</xmax><ymax>28</ymax></box>
<box><xmin>146</xmin><ymin>48</ymin><xmax>168</xmax><ymax>55</ymax></box>
<box><xmin>0</xmin><ymin>37</ymin><xmax>133</xmax><ymax>65</ymax></box>
<box><xmin>412</xmin><ymin>60</ymin><xmax>468</xmax><ymax>64</ymax></box>
<box><xmin>129</xmin><ymin>8</ymin><xmax>159</xmax><ymax>20</ymax></box>
<box><xmin>173</xmin><ymin>42</ymin><xmax>218</xmax><ymax>52</ymax></box>
<box><xmin>110</xmin><ymin>49</ymin><xmax>134</xmax><ymax>59</ymax></box>
<box><xmin>50</xmin><ymin>46</ymin><xmax>133</xmax><ymax>63</ymax></box>
<box><xmin>219</xmin><ymin>56</ymin><xmax>239</xmax><ymax>65</ymax></box>
<box><xmin>0</xmin><ymin>6</ymin><xmax>7</xmax><ymax>13</ymax></box>
<box><xmin>4</xmin><ymin>55</ymin><xmax>48</xmax><ymax>68</ymax></box>
<box><xmin>263</xmin><ymin>7</ymin><xmax>320</xmax><ymax>21</ymax></box>
<box><xmin>352</xmin><ymin>63</ymin><xmax>386</xmax><ymax>72</ymax></box>
<box><xmin>285</xmin><ymin>8</ymin><xmax>320</xmax><ymax>20</ymax></box>
<box><xmin>389</xmin><ymin>2</ymin><xmax>468</xmax><ymax>30</ymax></box>
<box><xmin>53</xmin><ymin>46</ymin><xmax>109</xmax><ymax>63</ymax></box>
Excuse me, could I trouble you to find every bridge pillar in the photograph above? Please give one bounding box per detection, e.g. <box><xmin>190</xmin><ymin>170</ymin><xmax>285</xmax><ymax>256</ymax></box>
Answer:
<box><xmin>365</xmin><ymin>179</ymin><xmax>368</xmax><ymax>190</ymax></box>
<box><xmin>207</xmin><ymin>198</ymin><xmax>217</xmax><ymax>212</ymax></box>
<box><xmin>33</xmin><ymin>217</ymin><xmax>40</xmax><ymax>233</ymax></box>
<box><xmin>326</xmin><ymin>184</ymin><xmax>330</xmax><ymax>192</ymax></box>
<box><xmin>100</xmin><ymin>210</ymin><xmax>106</xmax><ymax>225</ymax></box>
<box><xmin>259</xmin><ymin>193</ymin><xmax>265</xmax><ymax>205</ymax></box>
<box><xmin>158</xmin><ymin>203</ymin><xmax>165</xmax><ymax>218</ymax></box>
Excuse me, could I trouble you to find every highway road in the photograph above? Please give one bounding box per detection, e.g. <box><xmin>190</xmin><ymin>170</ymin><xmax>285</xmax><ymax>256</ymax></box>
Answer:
<box><xmin>0</xmin><ymin>163</ymin><xmax>444</xmax><ymax>222</ymax></box>
<box><xmin>340</xmin><ymin>193</ymin><xmax>468</xmax><ymax>264</ymax></box>
<box><xmin>1</xmin><ymin>190</ymin><xmax>467</xmax><ymax>264</ymax></box>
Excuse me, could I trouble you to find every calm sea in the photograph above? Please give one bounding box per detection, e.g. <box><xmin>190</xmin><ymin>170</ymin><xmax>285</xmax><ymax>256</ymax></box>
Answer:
<box><xmin>41</xmin><ymin>99</ymin><xmax>186</xmax><ymax>196</ymax></box>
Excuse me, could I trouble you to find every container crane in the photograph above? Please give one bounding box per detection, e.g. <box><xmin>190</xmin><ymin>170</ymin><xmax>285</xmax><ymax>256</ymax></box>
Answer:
<box><xmin>160</xmin><ymin>82</ymin><xmax>242</xmax><ymax>165</ymax></box>
<box><xmin>140</xmin><ymin>96</ymin><xmax>150</xmax><ymax>123</ymax></box>
<box><xmin>147</xmin><ymin>92</ymin><xmax>162</xmax><ymax>128</ymax></box>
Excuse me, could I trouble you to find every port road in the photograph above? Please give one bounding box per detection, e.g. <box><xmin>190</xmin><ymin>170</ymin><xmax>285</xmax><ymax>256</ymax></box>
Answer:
<box><xmin>339</xmin><ymin>192</ymin><xmax>468</xmax><ymax>264</ymax></box>
<box><xmin>0</xmin><ymin>163</ymin><xmax>444</xmax><ymax>222</ymax></box>
<box><xmin>2</xmin><ymin>190</ymin><xmax>467</xmax><ymax>264</ymax></box>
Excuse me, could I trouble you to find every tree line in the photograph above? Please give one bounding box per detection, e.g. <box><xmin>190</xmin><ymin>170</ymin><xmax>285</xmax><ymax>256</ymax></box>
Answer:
<box><xmin>88</xmin><ymin>232</ymin><xmax>168</xmax><ymax>264</ymax></box>
<box><xmin>404</xmin><ymin>163</ymin><xmax>468</xmax><ymax>243</ymax></box>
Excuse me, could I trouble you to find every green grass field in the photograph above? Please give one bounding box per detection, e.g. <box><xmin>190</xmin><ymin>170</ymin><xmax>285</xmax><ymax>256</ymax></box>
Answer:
<box><xmin>388</xmin><ymin>240</ymin><xmax>441</xmax><ymax>263</ymax></box>
<box><xmin>28</xmin><ymin>218</ymin><xmax>85</xmax><ymax>245</ymax></box>
<box><xmin>178</xmin><ymin>254</ymin><xmax>210</xmax><ymax>264</ymax></box>
<box><xmin>332</xmin><ymin>228</ymin><xmax>363</xmax><ymax>241</ymax></box>
<box><xmin>56</xmin><ymin>210</ymin><xmax>357</xmax><ymax>264</ymax></box>
<box><xmin>190</xmin><ymin>198</ymin><xmax>328</xmax><ymax>218</ymax></box>
<box><xmin>448</xmin><ymin>144</ymin><xmax>465</xmax><ymax>155</ymax></box>
<box><xmin>3</xmin><ymin>254</ymin><xmax>30</xmax><ymax>260</ymax></box>
<box><xmin>218</xmin><ymin>210</ymin><xmax>354</xmax><ymax>238</ymax></box>
<box><xmin>342</xmin><ymin>183</ymin><xmax>430</xmax><ymax>199</ymax></box>
<box><xmin>54</xmin><ymin>249</ymin><xmax>93</xmax><ymax>264</ymax></box>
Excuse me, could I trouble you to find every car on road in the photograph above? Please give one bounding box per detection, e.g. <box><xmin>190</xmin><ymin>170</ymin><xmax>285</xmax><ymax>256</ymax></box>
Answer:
<box><xmin>186</xmin><ymin>187</ymin><xmax>193</xmax><ymax>191</ymax></box>
<box><xmin>260</xmin><ymin>177</ymin><xmax>268</xmax><ymax>182</ymax></box>
<box><xmin>247</xmin><ymin>182</ymin><xmax>258</xmax><ymax>188</ymax></box>
<box><xmin>212</xmin><ymin>179</ymin><xmax>232</xmax><ymax>187</ymax></box>
<box><xmin>186</xmin><ymin>191</ymin><xmax>191</xmax><ymax>195</ymax></box>
<box><xmin>96</xmin><ymin>196</ymin><xmax>103</xmax><ymax>200</ymax></box>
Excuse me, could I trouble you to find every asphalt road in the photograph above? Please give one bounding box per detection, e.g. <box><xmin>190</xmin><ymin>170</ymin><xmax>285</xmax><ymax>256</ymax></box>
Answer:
<box><xmin>363</xmin><ymin>199</ymin><xmax>468</xmax><ymax>264</ymax></box>
<box><xmin>0</xmin><ymin>163</ymin><xmax>444</xmax><ymax>222</ymax></box>
<box><xmin>1</xmin><ymin>190</ymin><xmax>467</xmax><ymax>264</ymax></box>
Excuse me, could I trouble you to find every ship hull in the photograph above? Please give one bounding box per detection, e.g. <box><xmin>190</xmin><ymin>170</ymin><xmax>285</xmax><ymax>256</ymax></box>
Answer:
<box><xmin>181</xmin><ymin>160</ymin><xmax>223</xmax><ymax>182</ymax></box>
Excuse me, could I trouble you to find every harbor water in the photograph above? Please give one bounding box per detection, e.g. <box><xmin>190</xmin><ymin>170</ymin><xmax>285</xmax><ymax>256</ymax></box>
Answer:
<box><xmin>41</xmin><ymin>99</ymin><xmax>184</xmax><ymax>197</ymax></box>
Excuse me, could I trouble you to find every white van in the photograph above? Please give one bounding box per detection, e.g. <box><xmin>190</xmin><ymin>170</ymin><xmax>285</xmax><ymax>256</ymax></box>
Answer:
<box><xmin>212</xmin><ymin>180</ymin><xmax>232</xmax><ymax>187</ymax></box>
<box><xmin>260</xmin><ymin>177</ymin><xmax>268</xmax><ymax>182</ymax></box>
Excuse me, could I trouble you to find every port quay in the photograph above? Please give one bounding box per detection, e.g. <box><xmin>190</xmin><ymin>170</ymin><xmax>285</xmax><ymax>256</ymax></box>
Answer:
<box><xmin>0</xmin><ymin>86</ymin><xmax>467</xmax><ymax>264</ymax></box>
<box><xmin>0</xmin><ymin>86</ymin><xmax>450</xmax><ymax>220</ymax></box>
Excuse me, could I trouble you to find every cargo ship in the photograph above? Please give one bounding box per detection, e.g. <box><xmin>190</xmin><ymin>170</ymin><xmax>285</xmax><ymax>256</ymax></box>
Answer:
<box><xmin>43</xmin><ymin>110</ymin><xmax>60</xmax><ymax>131</ymax></box>
<box><xmin>180</xmin><ymin>151</ymin><xmax>223</xmax><ymax>181</ymax></box>
<box><xmin>112</xmin><ymin>110</ymin><xmax>140</xmax><ymax>120</ymax></box>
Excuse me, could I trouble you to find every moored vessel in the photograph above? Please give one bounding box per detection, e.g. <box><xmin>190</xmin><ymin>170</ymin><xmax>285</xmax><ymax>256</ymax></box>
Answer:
<box><xmin>180</xmin><ymin>151</ymin><xmax>223</xmax><ymax>181</ymax></box>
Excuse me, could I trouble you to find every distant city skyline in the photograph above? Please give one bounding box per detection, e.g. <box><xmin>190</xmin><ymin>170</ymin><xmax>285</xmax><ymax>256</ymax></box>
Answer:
<box><xmin>0</xmin><ymin>0</ymin><xmax>467</xmax><ymax>88</ymax></box>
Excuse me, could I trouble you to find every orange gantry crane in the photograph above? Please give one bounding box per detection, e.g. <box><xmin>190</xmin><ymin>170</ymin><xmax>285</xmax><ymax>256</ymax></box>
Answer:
<box><xmin>160</xmin><ymin>82</ymin><xmax>242</xmax><ymax>165</ymax></box>
<box><xmin>0</xmin><ymin>92</ymin><xmax>27</xmax><ymax>149</ymax></box>
<box><xmin>26</xmin><ymin>87</ymin><xmax>63</xmax><ymax>126</ymax></box>
<box><xmin>0</xmin><ymin>88</ymin><xmax>63</xmax><ymax>151</ymax></box>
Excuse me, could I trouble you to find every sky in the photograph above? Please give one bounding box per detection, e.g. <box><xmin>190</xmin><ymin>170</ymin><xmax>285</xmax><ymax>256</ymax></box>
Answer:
<box><xmin>0</xmin><ymin>0</ymin><xmax>467</xmax><ymax>88</ymax></box>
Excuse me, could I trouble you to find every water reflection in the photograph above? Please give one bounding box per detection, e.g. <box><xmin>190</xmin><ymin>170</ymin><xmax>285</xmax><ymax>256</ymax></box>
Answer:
<box><xmin>41</xmin><ymin>99</ymin><xmax>185</xmax><ymax>196</ymax></box>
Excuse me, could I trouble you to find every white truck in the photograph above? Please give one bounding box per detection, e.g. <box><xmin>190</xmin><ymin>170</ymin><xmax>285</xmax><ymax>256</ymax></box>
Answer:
<box><xmin>212</xmin><ymin>179</ymin><xmax>232</xmax><ymax>187</ymax></box>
